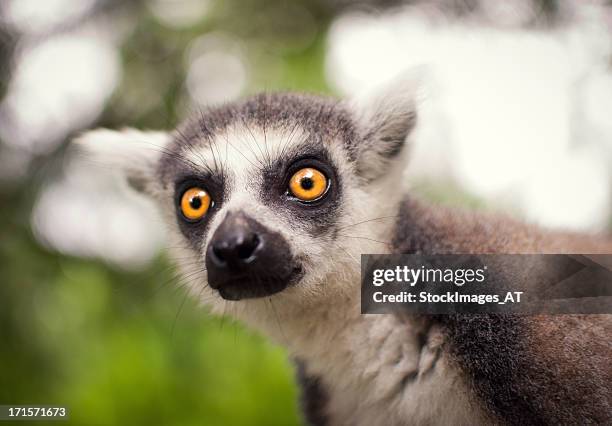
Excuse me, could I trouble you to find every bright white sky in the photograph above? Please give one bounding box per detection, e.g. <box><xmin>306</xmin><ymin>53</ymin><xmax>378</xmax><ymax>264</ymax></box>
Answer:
<box><xmin>326</xmin><ymin>4</ymin><xmax>612</xmax><ymax>231</ymax></box>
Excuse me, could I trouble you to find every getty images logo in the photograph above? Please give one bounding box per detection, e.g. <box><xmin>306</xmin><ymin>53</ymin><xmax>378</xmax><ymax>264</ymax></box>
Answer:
<box><xmin>372</xmin><ymin>265</ymin><xmax>488</xmax><ymax>287</ymax></box>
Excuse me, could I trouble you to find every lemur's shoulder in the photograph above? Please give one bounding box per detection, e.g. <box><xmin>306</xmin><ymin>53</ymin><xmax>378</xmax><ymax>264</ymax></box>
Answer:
<box><xmin>433</xmin><ymin>313</ymin><xmax>611</xmax><ymax>425</ymax></box>
<box><xmin>391</xmin><ymin>196</ymin><xmax>612</xmax><ymax>424</ymax></box>
<box><xmin>392</xmin><ymin>195</ymin><xmax>612</xmax><ymax>254</ymax></box>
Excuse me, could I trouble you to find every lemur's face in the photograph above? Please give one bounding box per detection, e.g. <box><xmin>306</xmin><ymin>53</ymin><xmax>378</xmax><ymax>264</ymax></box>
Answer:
<box><xmin>78</xmin><ymin>77</ymin><xmax>417</xmax><ymax>315</ymax></box>
<box><xmin>159</xmin><ymin>99</ymin><xmax>354</xmax><ymax>302</ymax></box>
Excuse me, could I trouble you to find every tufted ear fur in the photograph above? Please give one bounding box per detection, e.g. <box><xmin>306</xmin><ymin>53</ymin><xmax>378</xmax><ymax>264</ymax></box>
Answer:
<box><xmin>348</xmin><ymin>70</ymin><xmax>422</xmax><ymax>181</ymax></box>
<box><xmin>73</xmin><ymin>128</ymin><xmax>170</xmax><ymax>194</ymax></box>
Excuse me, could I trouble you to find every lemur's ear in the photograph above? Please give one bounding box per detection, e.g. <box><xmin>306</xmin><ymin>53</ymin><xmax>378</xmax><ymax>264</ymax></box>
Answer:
<box><xmin>348</xmin><ymin>70</ymin><xmax>421</xmax><ymax>181</ymax></box>
<box><xmin>74</xmin><ymin>128</ymin><xmax>170</xmax><ymax>194</ymax></box>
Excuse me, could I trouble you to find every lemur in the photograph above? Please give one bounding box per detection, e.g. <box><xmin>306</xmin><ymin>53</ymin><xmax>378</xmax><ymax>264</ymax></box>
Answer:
<box><xmin>77</xmin><ymin>74</ymin><xmax>612</xmax><ymax>425</ymax></box>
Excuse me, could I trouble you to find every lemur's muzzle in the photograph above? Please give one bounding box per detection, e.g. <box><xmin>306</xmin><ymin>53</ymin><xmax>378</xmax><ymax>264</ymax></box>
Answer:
<box><xmin>205</xmin><ymin>211</ymin><xmax>302</xmax><ymax>300</ymax></box>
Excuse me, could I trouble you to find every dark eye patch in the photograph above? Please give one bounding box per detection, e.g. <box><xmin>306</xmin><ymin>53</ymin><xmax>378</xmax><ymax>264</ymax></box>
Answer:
<box><xmin>173</xmin><ymin>172</ymin><xmax>228</xmax><ymax>250</ymax></box>
<box><xmin>259</xmin><ymin>146</ymin><xmax>342</xmax><ymax>237</ymax></box>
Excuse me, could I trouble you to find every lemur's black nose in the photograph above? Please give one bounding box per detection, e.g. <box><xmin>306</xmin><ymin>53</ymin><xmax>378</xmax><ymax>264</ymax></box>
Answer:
<box><xmin>207</xmin><ymin>211</ymin><xmax>263</xmax><ymax>268</ymax></box>
<box><xmin>205</xmin><ymin>211</ymin><xmax>302</xmax><ymax>301</ymax></box>
<box><xmin>209</xmin><ymin>228</ymin><xmax>261</xmax><ymax>267</ymax></box>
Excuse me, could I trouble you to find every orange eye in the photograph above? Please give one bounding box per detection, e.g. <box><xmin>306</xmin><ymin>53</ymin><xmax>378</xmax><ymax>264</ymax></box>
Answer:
<box><xmin>289</xmin><ymin>167</ymin><xmax>328</xmax><ymax>201</ymax></box>
<box><xmin>180</xmin><ymin>187</ymin><xmax>211</xmax><ymax>221</ymax></box>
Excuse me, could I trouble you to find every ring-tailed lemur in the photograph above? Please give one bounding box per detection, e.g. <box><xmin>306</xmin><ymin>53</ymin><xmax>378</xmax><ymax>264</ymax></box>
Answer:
<box><xmin>76</xmin><ymin>74</ymin><xmax>612</xmax><ymax>425</ymax></box>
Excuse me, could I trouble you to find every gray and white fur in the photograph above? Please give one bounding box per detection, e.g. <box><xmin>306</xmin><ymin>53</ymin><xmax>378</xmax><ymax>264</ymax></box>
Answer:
<box><xmin>76</xmin><ymin>74</ymin><xmax>612</xmax><ymax>425</ymax></box>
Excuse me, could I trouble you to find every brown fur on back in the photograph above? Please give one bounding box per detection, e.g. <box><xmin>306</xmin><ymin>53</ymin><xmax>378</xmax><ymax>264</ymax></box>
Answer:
<box><xmin>393</xmin><ymin>196</ymin><xmax>612</xmax><ymax>425</ymax></box>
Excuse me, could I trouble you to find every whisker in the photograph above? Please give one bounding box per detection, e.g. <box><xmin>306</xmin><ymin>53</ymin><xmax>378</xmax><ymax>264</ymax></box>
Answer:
<box><xmin>337</xmin><ymin>215</ymin><xmax>402</xmax><ymax>231</ymax></box>
<box><xmin>170</xmin><ymin>287</ymin><xmax>191</xmax><ymax>339</ymax></box>
<box><xmin>336</xmin><ymin>234</ymin><xmax>393</xmax><ymax>246</ymax></box>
